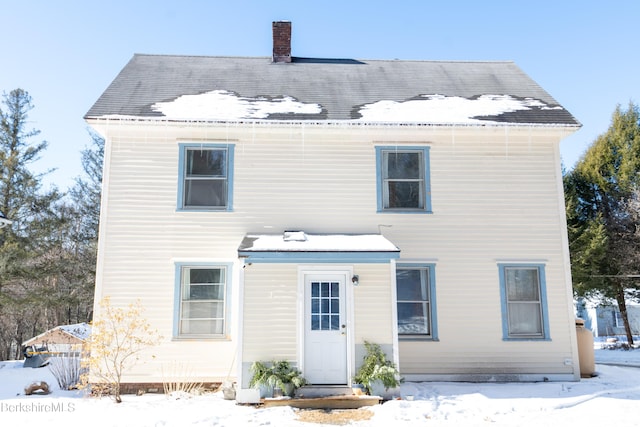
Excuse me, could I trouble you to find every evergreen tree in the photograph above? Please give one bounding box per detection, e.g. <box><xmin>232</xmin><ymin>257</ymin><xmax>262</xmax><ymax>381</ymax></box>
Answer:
<box><xmin>69</xmin><ymin>130</ymin><xmax>103</xmax><ymax>241</ymax></box>
<box><xmin>0</xmin><ymin>88</ymin><xmax>62</xmax><ymax>358</ymax></box>
<box><xmin>63</xmin><ymin>131</ymin><xmax>104</xmax><ymax>323</ymax></box>
<box><xmin>27</xmin><ymin>130</ymin><xmax>103</xmax><ymax>330</ymax></box>
<box><xmin>565</xmin><ymin>102</ymin><xmax>640</xmax><ymax>345</ymax></box>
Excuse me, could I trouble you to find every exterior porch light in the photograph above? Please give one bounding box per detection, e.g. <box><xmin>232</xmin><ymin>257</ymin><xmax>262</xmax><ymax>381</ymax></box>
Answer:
<box><xmin>352</xmin><ymin>275</ymin><xmax>359</xmax><ymax>286</ymax></box>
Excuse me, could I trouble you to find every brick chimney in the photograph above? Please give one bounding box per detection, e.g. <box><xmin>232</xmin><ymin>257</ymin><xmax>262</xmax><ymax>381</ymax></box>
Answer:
<box><xmin>272</xmin><ymin>21</ymin><xmax>292</xmax><ymax>63</ymax></box>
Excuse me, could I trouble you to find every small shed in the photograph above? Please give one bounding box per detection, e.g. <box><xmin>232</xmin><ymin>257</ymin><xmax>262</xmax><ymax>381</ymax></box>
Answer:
<box><xmin>22</xmin><ymin>323</ymin><xmax>91</xmax><ymax>367</ymax></box>
<box><xmin>22</xmin><ymin>323</ymin><xmax>91</xmax><ymax>348</ymax></box>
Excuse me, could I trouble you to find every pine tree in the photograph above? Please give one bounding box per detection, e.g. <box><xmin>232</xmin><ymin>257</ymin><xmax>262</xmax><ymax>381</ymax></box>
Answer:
<box><xmin>62</xmin><ymin>131</ymin><xmax>104</xmax><ymax>323</ymax></box>
<box><xmin>565</xmin><ymin>102</ymin><xmax>640</xmax><ymax>345</ymax></box>
<box><xmin>70</xmin><ymin>131</ymin><xmax>103</xmax><ymax>241</ymax></box>
<box><xmin>0</xmin><ymin>88</ymin><xmax>62</xmax><ymax>358</ymax></box>
<box><xmin>29</xmin><ymin>131</ymin><xmax>104</xmax><ymax>330</ymax></box>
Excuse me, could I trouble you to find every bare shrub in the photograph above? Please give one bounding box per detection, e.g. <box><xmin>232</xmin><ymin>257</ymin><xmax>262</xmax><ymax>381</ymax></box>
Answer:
<box><xmin>162</xmin><ymin>361</ymin><xmax>204</xmax><ymax>397</ymax></box>
<box><xmin>80</xmin><ymin>297</ymin><xmax>162</xmax><ymax>403</ymax></box>
<box><xmin>48</xmin><ymin>356</ymin><xmax>83</xmax><ymax>390</ymax></box>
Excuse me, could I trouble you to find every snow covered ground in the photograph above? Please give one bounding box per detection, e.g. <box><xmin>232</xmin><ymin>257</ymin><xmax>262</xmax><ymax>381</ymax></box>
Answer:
<box><xmin>1</xmin><ymin>346</ymin><xmax>639</xmax><ymax>427</ymax></box>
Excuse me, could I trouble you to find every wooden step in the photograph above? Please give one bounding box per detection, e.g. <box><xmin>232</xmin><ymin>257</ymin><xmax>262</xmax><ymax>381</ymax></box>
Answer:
<box><xmin>261</xmin><ymin>395</ymin><xmax>381</xmax><ymax>409</ymax></box>
<box><xmin>295</xmin><ymin>385</ymin><xmax>353</xmax><ymax>398</ymax></box>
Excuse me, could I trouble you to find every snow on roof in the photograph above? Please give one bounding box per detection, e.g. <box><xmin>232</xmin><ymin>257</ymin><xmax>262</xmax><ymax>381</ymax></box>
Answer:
<box><xmin>57</xmin><ymin>323</ymin><xmax>91</xmax><ymax>341</ymax></box>
<box><xmin>148</xmin><ymin>92</ymin><xmax>562</xmax><ymax>125</ymax></box>
<box><xmin>151</xmin><ymin>90</ymin><xmax>322</xmax><ymax>121</ymax></box>
<box><xmin>238</xmin><ymin>232</ymin><xmax>400</xmax><ymax>253</ymax></box>
<box><xmin>357</xmin><ymin>94</ymin><xmax>563</xmax><ymax>124</ymax></box>
<box><xmin>21</xmin><ymin>323</ymin><xmax>91</xmax><ymax>346</ymax></box>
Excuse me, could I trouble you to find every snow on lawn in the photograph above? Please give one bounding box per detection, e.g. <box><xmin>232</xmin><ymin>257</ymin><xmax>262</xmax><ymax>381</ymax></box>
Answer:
<box><xmin>1</xmin><ymin>348</ymin><xmax>639</xmax><ymax>427</ymax></box>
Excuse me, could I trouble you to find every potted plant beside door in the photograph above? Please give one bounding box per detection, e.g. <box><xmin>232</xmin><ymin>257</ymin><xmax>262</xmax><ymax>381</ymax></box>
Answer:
<box><xmin>249</xmin><ymin>360</ymin><xmax>306</xmax><ymax>398</ymax></box>
<box><xmin>272</xmin><ymin>360</ymin><xmax>306</xmax><ymax>397</ymax></box>
<box><xmin>248</xmin><ymin>361</ymin><xmax>275</xmax><ymax>398</ymax></box>
<box><xmin>353</xmin><ymin>341</ymin><xmax>401</xmax><ymax>398</ymax></box>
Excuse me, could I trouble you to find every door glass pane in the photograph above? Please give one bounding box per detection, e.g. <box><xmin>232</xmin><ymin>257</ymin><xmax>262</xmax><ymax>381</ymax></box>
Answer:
<box><xmin>321</xmin><ymin>315</ymin><xmax>330</xmax><ymax>329</ymax></box>
<box><xmin>310</xmin><ymin>280</ymin><xmax>341</xmax><ymax>331</ymax></box>
<box><xmin>321</xmin><ymin>282</ymin><xmax>330</xmax><ymax>297</ymax></box>
<box><xmin>330</xmin><ymin>281</ymin><xmax>339</xmax><ymax>297</ymax></box>
<box><xmin>330</xmin><ymin>315</ymin><xmax>339</xmax><ymax>330</ymax></box>
<box><xmin>331</xmin><ymin>299</ymin><xmax>339</xmax><ymax>314</ymax></box>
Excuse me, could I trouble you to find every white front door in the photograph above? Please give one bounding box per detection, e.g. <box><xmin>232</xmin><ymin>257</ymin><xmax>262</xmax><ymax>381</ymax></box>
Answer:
<box><xmin>303</xmin><ymin>273</ymin><xmax>348</xmax><ymax>385</ymax></box>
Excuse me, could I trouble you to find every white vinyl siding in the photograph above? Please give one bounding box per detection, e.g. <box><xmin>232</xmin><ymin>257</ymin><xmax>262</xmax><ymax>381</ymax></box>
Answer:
<box><xmin>92</xmin><ymin>122</ymin><xmax>577</xmax><ymax>382</ymax></box>
<box><xmin>351</xmin><ymin>264</ymin><xmax>395</xmax><ymax>345</ymax></box>
<box><xmin>242</xmin><ymin>264</ymin><xmax>299</xmax><ymax>363</ymax></box>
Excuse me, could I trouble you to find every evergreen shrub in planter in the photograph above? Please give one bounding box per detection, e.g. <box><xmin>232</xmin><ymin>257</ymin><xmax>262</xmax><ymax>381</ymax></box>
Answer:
<box><xmin>249</xmin><ymin>360</ymin><xmax>306</xmax><ymax>397</ymax></box>
<box><xmin>353</xmin><ymin>341</ymin><xmax>402</xmax><ymax>396</ymax></box>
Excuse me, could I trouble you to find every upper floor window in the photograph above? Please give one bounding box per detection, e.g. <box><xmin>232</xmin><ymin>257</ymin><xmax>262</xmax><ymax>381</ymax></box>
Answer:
<box><xmin>396</xmin><ymin>264</ymin><xmax>438</xmax><ymax>340</ymax></box>
<box><xmin>178</xmin><ymin>143</ymin><xmax>234</xmax><ymax>211</ymax></box>
<box><xmin>376</xmin><ymin>146</ymin><xmax>431</xmax><ymax>213</ymax></box>
<box><xmin>498</xmin><ymin>264</ymin><xmax>550</xmax><ymax>340</ymax></box>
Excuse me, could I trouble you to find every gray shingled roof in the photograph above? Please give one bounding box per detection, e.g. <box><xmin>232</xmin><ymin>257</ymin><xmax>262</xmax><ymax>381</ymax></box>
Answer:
<box><xmin>85</xmin><ymin>54</ymin><xmax>579</xmax><ymax>126</ymax></box>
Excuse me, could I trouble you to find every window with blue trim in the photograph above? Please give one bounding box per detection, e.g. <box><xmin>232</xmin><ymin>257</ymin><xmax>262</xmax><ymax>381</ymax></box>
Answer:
<box><xmin>498</xmin><ymin>264</ymin><xmax>550</xmax><ymax>340</ymax></box>
<box><xmin>175</xmin><ymin>264</ymin><xmax>231</xmax><ymax>338</ymax></box>
<box><xmin>376</xmin><ymin>146</ymin><xmax>431</xmax><ymax>213</ymax></box>
<box><xmin>396</xmin><ymin>264</ymin><xmax>438</xmax><ymax>340</ymax></box>
<box><xmin>178</xmin><ymin>144</ymin><xmax>234</xmax><ymax>211</ymax></box>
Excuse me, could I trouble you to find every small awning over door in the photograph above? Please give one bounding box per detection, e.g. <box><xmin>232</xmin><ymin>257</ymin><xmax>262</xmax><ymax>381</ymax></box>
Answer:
<box><xmin>238</xmin><ymin>231</ymin><xmax>400</xmax><ymax>263</ymax></box>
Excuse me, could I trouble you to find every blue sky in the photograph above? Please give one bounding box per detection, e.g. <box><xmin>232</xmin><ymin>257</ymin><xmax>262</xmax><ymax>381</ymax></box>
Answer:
<box><xmin>2</xmin><ymin>1</ymin><xmax>638</xmax><ymax>190</ymax></box>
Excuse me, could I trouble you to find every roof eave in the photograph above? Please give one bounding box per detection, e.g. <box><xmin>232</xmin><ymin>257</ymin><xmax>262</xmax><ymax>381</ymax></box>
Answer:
<box><xmin>85</xmin><ymin>116</ymin><xmax>582</xmax><ymax>128</ymax></box>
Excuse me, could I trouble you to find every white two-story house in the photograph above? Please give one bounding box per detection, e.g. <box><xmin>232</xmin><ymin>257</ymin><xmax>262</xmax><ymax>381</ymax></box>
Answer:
<box><xmin>85</xmin><ymin>21</ymin><xmax>582</xmax><ymax>391</ymax></box>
